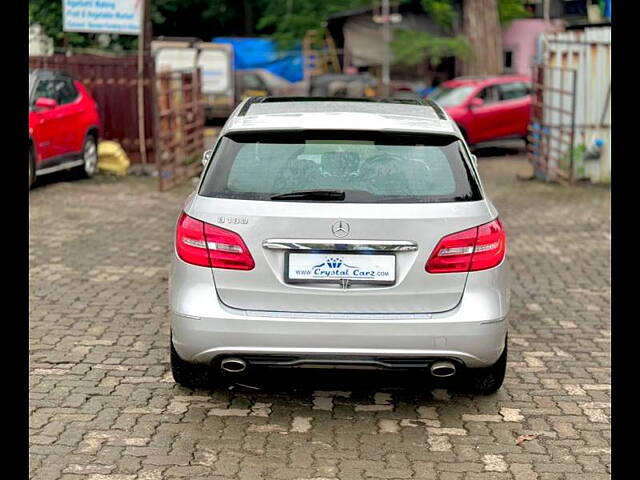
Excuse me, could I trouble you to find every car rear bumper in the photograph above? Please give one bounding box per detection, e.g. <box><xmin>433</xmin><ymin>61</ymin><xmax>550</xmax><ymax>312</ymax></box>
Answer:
<box><xmin>170</xmin><ymin>256</ymin><xmax>510</xmax><ymax>368</ymax></box>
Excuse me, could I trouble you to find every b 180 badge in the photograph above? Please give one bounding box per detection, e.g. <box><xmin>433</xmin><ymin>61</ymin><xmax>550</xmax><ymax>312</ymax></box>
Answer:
<box><xmin>217</xmin><ymin>216</ymin><xmax>248</xmax><ymax>224</ymax></box>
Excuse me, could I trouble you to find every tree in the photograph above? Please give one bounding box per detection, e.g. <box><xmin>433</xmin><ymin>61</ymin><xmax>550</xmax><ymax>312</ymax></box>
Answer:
<box><xmin>257</xmin><ymin>0</ymin><xmax>371</xmax><ymax>49</ymax></box>
<box><xmin>392</xmin><ymin>0</ymin><xmax>472</xmax><ymax>69</ymax></box>
<box><xmin>391</xmin><ymin>0</ymin><xmax>530</xmax><ymax>74</ymax></box>
<box><xmin>392</xmin><ymin>31</ymin><xmax>472</xmax><ymax>67</ymax></box>
<box><xmin>498</xmin><ymin>0</ymin><xmax>531</xmax><ymax>26</ymax></box>
<box><xmin>461</xmin><ymin>0</ymin><xmax>503</xmax><ymax>75</ymax></box>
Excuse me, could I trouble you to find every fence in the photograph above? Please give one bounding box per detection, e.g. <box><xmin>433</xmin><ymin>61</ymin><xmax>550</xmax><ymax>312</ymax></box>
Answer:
<box><xmin>29</xmin><ymin>54</ymin><xmax>156</xmax><ymax>165</ymax></box>
<box><xmin>531</xmin><ymin>27</ymin><xmax>611</xmax><ymax>183</ymax></box>
<box><xmin>528</xmin><ymin>65</ymin><xmax>577</xmax><ymax>183</ymax></box>
<box><xmin>155</xmin><ymin>70</ymin><xmax>205</xmax><ymax>192</ymax></box>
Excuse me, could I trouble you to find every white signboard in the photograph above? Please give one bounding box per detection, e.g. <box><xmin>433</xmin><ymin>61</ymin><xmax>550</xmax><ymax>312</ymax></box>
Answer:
<box><xmin>154</xmin><ymin>48</ymin><xmax>198</xmax><ymax>73</ymax></box>
<box><xmin>198</xmin><ymin>49</ymin><xmax>231</xmax><ymax>94</ymax></box>
<box><xmin>63</xmin><ymin>0</ymin><xmax>142</xmax><ymax>35</ymax></box>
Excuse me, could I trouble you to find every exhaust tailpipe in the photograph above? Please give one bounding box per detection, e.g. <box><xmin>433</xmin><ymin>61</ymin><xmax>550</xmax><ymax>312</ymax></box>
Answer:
<box><xmin>430</xmin><ymin>361</ymin><xmax>456</xmax><ymax>378</ymax></box>
<box><xmin>220</xmin><ymin>358</ymin><xmax>247</xmax><ymax>373</ymax></box>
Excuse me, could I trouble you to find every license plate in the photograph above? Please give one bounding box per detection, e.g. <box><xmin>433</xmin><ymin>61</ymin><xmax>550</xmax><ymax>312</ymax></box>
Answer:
<box><xmin>285</xmin><ymin>252</ymin><xmax>396</xmax><ymax>285</ymax></box>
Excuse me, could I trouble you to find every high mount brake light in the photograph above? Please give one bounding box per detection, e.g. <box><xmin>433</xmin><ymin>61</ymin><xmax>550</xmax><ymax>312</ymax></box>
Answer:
<box><xmin>426</xmin><ymin>219</ymin><xmax>506</xmax><ymax>273</ymax></box>
<box><xmin>175</xmin><ymin>212</ymin><xmax>255</xmax><ymax>270</ymax></box>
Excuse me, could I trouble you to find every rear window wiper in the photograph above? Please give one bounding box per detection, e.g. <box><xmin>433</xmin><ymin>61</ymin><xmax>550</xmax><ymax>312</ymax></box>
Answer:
<box><xmin>270</xmin><ymin>189</ymin><xmax>346</xmax><ymax>201</ymax></box>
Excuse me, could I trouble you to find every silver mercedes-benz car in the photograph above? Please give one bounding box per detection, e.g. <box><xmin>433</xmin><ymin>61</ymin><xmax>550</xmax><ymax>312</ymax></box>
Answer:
<box><xmin>169</xmin><ymin>97</ymin><xmax>509</xmax><ymax>394</ymax></box>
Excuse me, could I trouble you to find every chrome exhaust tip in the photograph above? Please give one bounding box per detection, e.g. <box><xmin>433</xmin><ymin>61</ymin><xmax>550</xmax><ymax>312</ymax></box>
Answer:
<box><xmin>220</xmin><ymin>358</ymin><xmax>247</xmax><ymax>373</ymax></box>
<box><xmin>430</xmin><ymin>361</ymin><xmax>456</xmax><ymax>378</ymax></box>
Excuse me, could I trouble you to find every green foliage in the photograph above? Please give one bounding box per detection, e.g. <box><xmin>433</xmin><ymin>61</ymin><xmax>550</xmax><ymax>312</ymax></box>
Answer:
<box><xmin>498</xmin><ymin>0</ymin><xmax>531</xmax><ymax>26</ymax></box>
<box><xmin>29</xmin><ymin>0</ymin><xmax>530</xmax><ymax>57</ymax></box>
<box><xmin>420</xmin><ymin>0</ymin><xmax>455</xmax><ymax>31</ymax></box>
<box><xmin>391</xmin><ymin>29</ymin><xmax>472</xmax><ymax>66</ymax></box>
<box><xmin>392</xmin><ymin>0</ymin><xmax>530</xmax><ymax>67</ymax></box>
<box><xmin>257</xmin><ymin>0</ymin><xmax>371</xmax><ymax>49</ymax></box>
<box><xmin>30</xmin><ymin>0</ymin><xmax>82</xmax><ymax>48</ymax></box>
<box><xmin>559</xmin><ymin>144</ymin><xmax>587</xmax><ymax>179</ymax></box>
<box><xmin>151</xmin><ymin>0</ymin><xmax>244</xmax><ymax>36</ymax></box>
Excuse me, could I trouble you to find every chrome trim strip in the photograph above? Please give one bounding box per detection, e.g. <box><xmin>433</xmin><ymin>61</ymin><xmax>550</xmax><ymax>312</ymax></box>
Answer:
<box><xmin>262</xmin><ymin>239</ymin><xmax>418</xmax><ymax>252</ymax></box>
<box><xmin>191</xmin><ymin>346</ymin><xmax>474</xmax><ymax>364</ymax></box>
<box><xmin>36</xmin><ymin>159</ymin><xmax>84</xmax><ymax>176</ymax></box>
<box><xmin>246</xmin><ymin>309</ymin><xmax>433</xmax><ymax>320</ymax></box>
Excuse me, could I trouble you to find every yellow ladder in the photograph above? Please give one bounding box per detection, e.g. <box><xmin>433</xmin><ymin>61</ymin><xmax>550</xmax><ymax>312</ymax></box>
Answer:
<box><xmin>303</xmin><ymin>29</ymin><xmax>341</xmax><ymax>80</ymax></box>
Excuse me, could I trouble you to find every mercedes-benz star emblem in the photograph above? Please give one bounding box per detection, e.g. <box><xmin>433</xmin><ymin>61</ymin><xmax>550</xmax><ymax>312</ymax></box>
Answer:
<box><xmin>331</xmin><ymin>220</ymin><xmax>350</xmax><ymax>238</ymax></box>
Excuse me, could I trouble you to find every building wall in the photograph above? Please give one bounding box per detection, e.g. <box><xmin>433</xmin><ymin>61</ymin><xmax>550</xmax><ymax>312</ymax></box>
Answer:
<box><xmin>501</xmin><ymin>19</ymin><xmax>565</xmax><ymax>76</ymax></box>
<box><xmin>343</xmin><ymin>12</ymin><xmax>445</xmax><ymax>68</ymax></box>
<box><xmin>540</xmin><ymin>27</ymin><xmax>611</xmax><ymax>183</ymax></box>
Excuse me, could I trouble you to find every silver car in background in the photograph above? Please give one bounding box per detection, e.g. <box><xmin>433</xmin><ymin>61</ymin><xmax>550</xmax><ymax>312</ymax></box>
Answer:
<box><xmin>169</xmin><ymin>97</ymin><xmax>509</xmax><ymax>394</ymax></box>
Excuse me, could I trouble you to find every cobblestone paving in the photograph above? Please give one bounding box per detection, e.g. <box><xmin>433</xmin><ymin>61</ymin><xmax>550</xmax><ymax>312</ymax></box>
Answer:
<box><xmin>29</xmin><ymin>155</ymin><xmax>610</xmax><ymax>480</ymax></box>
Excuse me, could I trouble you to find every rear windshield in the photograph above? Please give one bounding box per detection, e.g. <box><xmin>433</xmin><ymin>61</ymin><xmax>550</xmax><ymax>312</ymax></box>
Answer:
<box><xmin>199</xmin><ymin>131</ymin><xmax>481</xmax><ymax>203</ymax></box>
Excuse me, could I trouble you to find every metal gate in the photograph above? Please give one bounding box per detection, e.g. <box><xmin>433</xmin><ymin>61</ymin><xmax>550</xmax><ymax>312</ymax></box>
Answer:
<box><xmin>527</xmin><ymin>64</ymin><xmax>577</xmax><ymax>183</ymax></box>
<box><xmin>154</xmin><ymin>69</ymin><xmax>205</xmax><ymax>191</ymax></box>
<box><xmin>529</xmin><ymin>26</ymin><xmax>611</xmax><ymax>184</ymax></box>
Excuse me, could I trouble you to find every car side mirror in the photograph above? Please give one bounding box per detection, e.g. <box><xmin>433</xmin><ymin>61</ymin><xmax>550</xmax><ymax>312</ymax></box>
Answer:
<box><xmin>35</xmin><ymin>97</ymin><xmax>58</xmax><ymax>110</ymax></box>
<box><xmin>469</xmin><ymin>97</ymin><xmax>484</xmax><ymax>109</ymax></box>
<box><xmin>471</xmin><ymin>154</ymin><xmax>478</xmax><ymax>168</ymax></box>
<box><xmin>202</xmin><ymin>149</ymin><xmax>214</xmax><ymax>166</ymax></box>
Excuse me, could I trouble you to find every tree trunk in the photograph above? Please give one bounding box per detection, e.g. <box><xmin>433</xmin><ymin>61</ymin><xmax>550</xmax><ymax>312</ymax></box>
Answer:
<box><xmin>461</xmin><ymin>0</ymin><xmax>503</xmax><ymax>76</ymax></box>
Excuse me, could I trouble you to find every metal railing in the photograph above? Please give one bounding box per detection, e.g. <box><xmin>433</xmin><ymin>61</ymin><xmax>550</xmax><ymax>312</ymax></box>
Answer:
<box><xmin>527</xmin><ymin>64</ymin><xmax>577</xmax><ymax>183</ymax></box>
<box><xmin>154</xmin><ymin>69</ymin><xmax>205</xmax><ymax>192</ymax></box>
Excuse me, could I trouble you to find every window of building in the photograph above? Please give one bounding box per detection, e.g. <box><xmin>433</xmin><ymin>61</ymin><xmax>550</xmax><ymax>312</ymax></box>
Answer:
<box><xmin>503</xmin><ymin>50</ymin><xmax>514</xmax><ymax>73</ymax></box>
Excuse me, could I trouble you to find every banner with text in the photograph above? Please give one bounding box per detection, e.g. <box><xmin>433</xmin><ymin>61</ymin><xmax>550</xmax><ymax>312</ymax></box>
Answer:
<box><xmin>63</xmin><ymin>0</ymin><xmax>142</xmax><ymax>35</ymax></box>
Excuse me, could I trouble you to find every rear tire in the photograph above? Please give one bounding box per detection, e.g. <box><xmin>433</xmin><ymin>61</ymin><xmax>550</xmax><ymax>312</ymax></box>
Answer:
<box><xmin>170</xmin><ymin>336</ymin><xmax>215</xmax><ymax>389</ymax></box>
<box><xmin>464</xmin><ymin>341</ymin><xmax>507</xmax><ymax>395</ymax></box>
<box><xmin>79</xmin><ymin>135</ymin><xmax>98</xmax><ymax>179</ymax></box>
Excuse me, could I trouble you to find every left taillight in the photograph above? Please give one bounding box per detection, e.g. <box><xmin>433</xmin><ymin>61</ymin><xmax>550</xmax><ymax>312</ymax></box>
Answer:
<box><xmin>426</xmin><ymin>219</ymin><xmax>506</xmax><ymax>274</ymax></box>
<box><xmin>175</xmin><ymin>212</ymin><xmax>255</xmax><ymax>270</ymax></box>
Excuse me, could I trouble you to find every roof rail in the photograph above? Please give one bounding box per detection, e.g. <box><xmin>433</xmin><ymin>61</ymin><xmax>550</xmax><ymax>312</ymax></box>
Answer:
<box><xmin>248</xmin><ymin>96</ymin><xmax>431</xmax><ymax>106</ymax></box>
<box><xmin>423</xmin><ymin>98</ymin><xmax>447</xmax><ymax>120</ymax></box>
<box><xmin>239</xmin><ymin>96</ymin><xmax>446</xmax><ymax>118</ymax></box>
<box><xmin>237</xmin><ymin>96</ymin><xmax>267</xmax><ymax>117</ymax></box>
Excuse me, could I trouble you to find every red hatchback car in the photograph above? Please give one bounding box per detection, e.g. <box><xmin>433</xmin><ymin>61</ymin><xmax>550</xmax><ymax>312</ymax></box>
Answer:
<box><xmin>29</xmin><ymin>69</ymin><xmax>100</xmax><ymax>188</ymax></box>
<box><xmin>428</xmin><ymin>75</ymin><xmax>532</xmax><ymax>146</ymax></box>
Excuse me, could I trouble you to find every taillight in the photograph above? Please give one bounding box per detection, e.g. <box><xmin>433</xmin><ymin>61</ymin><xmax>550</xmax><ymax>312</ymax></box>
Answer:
<box><xmin>175</xmin><ymin>212</ymin><xmax>255</xmax><ymax>270</ymax></box>
<box><xmin>470</xmin><ymin>219</ymin><xmax>507</xmax><ymax>271</ymax></box>
<box><xmin>426</xmin><ymin>219</ymin><xmax>506</xmax><ymax>273</ymax></box>
<box><xmin>176</xmin><ymin>213</ymin><xmax>210</xmax><ymax>267</ymax></box>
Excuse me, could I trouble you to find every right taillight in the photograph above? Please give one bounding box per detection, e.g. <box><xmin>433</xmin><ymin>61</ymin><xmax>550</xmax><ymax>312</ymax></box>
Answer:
<box><xmin>175</xmin><ymin>212</ymin><xmax>255</xmax><ymax>270</ymax></box>
<box><xmin>426</xmin><ymin>219</ymin><xmax>506</xmax><ymax>274</ymax></box>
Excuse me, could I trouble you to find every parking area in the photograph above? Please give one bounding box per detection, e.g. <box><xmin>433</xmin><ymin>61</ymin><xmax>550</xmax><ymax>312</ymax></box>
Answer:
<box><xmin>29</xmin><ymin>153</ymin><xmax>610</xmax><ymax>480</ymax></box>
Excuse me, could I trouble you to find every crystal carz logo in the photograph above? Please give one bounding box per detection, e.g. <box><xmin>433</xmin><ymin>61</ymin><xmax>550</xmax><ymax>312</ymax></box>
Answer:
<box><xmin>293</xmin><ymin>256</ymin><xmax>382</xmax><ymax>280</ymax></box>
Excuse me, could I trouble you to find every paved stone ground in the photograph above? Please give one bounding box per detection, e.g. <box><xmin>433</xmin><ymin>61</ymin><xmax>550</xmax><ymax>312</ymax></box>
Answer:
<box><xmin>29</xmin><ymin>153</ymin><xmax>610</xmax><ymax>480</ymax></box>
